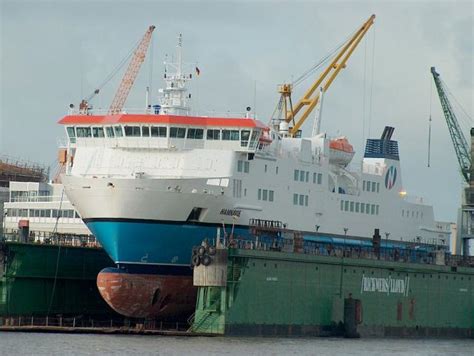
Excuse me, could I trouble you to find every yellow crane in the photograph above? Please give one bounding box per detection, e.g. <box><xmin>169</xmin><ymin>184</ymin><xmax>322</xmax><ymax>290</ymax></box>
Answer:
<box><xmin>279</xmin><ymin>14</ymin><xmax>375</xmax><ymax>137</ymax></box>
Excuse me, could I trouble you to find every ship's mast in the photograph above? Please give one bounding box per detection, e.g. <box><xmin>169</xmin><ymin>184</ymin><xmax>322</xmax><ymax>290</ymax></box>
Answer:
<box><xmin>159</xmin><ymin>34</ymin><xmax>192</xmax><ymax>116</ymax></box>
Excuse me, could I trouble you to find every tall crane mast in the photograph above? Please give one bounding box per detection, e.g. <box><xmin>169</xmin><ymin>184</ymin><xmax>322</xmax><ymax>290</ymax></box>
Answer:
<box><xmin>431</xmin><ymin>66</ymin><xmax>470</xmax><ymax>184</ymax></box>
<box><xmin>278</xmin><ymin>14</ymin><xmax>375</xmax><ymax>137</ymax></box>
<box><xmin>108</xmin><ymin>25</ymin><xmax>156</xmax><ymax>115</ymax></box>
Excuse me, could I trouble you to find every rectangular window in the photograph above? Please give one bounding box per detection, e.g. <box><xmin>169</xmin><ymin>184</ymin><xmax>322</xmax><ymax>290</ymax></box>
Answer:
<box><xmin>222</xmin><ymin>130</ymin><xmax>239</xmax><ymax>141</ymax></box>
<box><xmin>340</xmin><ymin>200</ymin><xmax>344</xmax><ymax>211</ymax></box>
<box><xmin>355</xmin><ymin>202</ymin><xmax>360</xmax><ymax>213</ymax></box>
<box><xmin>376</xmin><ymin>183</ymin><xmax>380</xmax><ymax>193</ymax></box>
<box><xmin>241</xmin><ymin>130</ymin><xmax>250</xmax><ymax>147</ymax></box>
<box><xmin>376</xmin><ymin>205</ymin><xmax>380</xmax><ymax>215</ymax></box>
<box><xmin>350</xmin><ymin>201</ymin><xmax>354</xmax><ymax>212</ymax></box>
<box><xmin>293</xmin><ymin>194</ymin><xmax>298</xmax><ymax>205</ymax></box>
<box><xmin>371</xmin><ymin>204</ymin><xmax>375</xmax><ymax>215</ymax></box>
<box><xmin>258</xmin><ymin>188</ymin><xmax>262</xmax><ymax>200</ymax></box>
<box><xmin>76</xmin><ymin>127</ymin><xmax>92</xmax><ymax>137</ymax></box>
<box><xmin>344</xmin><ymin>200</ymin><xmax>349</xmax><ymax>211</ymax></box>
<box><xmin>276</xmin><ymin>167</ymin><xmax>279</xmax><ymax>174</ymax></box>
<box><xmin>317</xmin><ymin>173</ymin><xmax>322</xmax><ymax>184</ymax></box>
<box><xmin>124</xmin><ymin>126</ymin><xmax>141</xmax><ymax>137</ymax></box>
<box><xmin>170</xmin><ymin>127</ymin><xmax>186</xmax><ymax>138</ymax></box>
<box><xmin>262</xmin><ymin>189</ymin><xmax>268</xmax><ymax>201</ymax></box>
<box><xmin>305</xmin><ymin>195</ymin><xmax>308</xmax><ymax>206</ymax></box>
<box><xmin>361</xmin><ymin>203</ymin><xmax>365</xmax><ymax>213</ymax></box>
<box><xmin>366</xmin><ymin>204</ymin><xmax>370</xmax><ymax>214</ymax></box>
<box><xmin>264</xmin><ymin>164</ymin><xmax>267</xmax><ymax>173</ymax></box>
<box><xmin>305</xmin><ymin>171</ymin><xmax>309</xmax><ymax>182</ymax></box>
<box><xmin>114</xmin><ymin>126</ymin><xmax>123</xmax><ymax>137</ymax></box>
<box><xmin>313</xmin><ymin>173</ymin><xmax>317</xmax><ymax>183</ymax></box>
<box><xmin>66</xmin><ymin>126</ymin><xmax>76</xmax><ymax>138</ymax></box>
<box><xmin>187</xmin><ymin>128</ymin><xmax>204</xmax><ymax>139</ymax></box>
<box><xmin>299</xmin><ymin>194</ymin><xmax>304</xmax><ymax>206</ymax></box>
<box><xmin>371</xmin><ymin>182</ymin><xmax>376</xmax><ymax>192</ymax></box>
<box><xmin>269</xmin><ymin>190</ymin><xmax>274</xmax><ymax>202</ymax></box>
<box><xmin>206</xmin><ymin>129</ymin><xmax>220</xmax><ymax>140</ymax></box>
<box><xmin>294</xmin><ymin>170</ymin><xmax>299</xmax><ymax>181</ymax></box>
<box><xmin>142</xmin><ymin>126</ymin><xmax>150</xmax><ymax>137</ymax></box>
<box><xmin>244</xmin><ymin>161</ymin><xmax>250</xmax><ymax>173</ymax></box>
<box><xmin>299</xmin><ymin>170</ymin><xmax>305</xmax><ymax>182</ymax></box>
<box><xmin>105</xmin><ymin>127</ymin><xmax>115</xmax><ymax>137</ymax></box>
<box><xmin>237</xmin><ymin>160</ymin><xmax>243</xmax><ymax>172</ymax></box>
<box><xmin>93</xmin><ymin>127</ymin><xmax>105</xmax><ymax>138</ymax></box>
<box><xmin>151</xmin><ymin>126</ymin><xmax>167</xmax><ymax>137</ymax></box>
<box><xmin>362</xmin><ymin>180</ymin><xmax>366</xmax><ymax>191</ymax></box>
<box><xmin>402</xmin><ymin>209</ymin><xmax>404</xmax><ymax>217</ymax></box>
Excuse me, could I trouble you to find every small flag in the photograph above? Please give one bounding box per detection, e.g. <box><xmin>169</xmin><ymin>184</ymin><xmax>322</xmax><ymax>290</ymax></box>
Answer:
<box><xmin>195</xmin><ymin>66</ymin><xmax>201</xmax><ymax>76</ymax></box>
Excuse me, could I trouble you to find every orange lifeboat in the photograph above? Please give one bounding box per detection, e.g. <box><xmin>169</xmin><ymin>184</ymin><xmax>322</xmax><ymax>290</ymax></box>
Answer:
<box><xmin>329</xmin><ymin>137</ymin><xmax>355</xmax><ymax>166</ymax></box>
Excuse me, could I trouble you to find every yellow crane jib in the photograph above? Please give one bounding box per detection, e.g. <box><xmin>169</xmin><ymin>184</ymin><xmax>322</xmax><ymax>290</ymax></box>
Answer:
<box><xmin>283</xmin><ymin>14</ymin><xmax>375</xmax><ymax>137</ymax></box>
<box><xmin>108</xmin><ymin>25</ymin><xmax>156</xmax><ymax>115</ymax></box>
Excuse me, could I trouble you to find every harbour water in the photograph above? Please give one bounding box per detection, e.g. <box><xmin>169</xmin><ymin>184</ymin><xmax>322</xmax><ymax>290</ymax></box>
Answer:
<box><xmin>0</xmin><ymin>333</ymin><xmax>472</xmax><ymax>355</ymax></box>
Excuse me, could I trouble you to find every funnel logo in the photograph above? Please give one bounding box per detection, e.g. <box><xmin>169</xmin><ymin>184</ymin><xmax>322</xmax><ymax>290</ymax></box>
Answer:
<box><xmin>385</xmin><ymin>166</ymin><xmax>397</xmax><ymax>190</ymax></box>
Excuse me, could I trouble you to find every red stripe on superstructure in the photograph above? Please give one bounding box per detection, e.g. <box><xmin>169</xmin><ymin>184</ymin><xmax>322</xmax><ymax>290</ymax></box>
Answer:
<box><xmin>58</xmin><ymin>114</ymin><xmax>267</xmax><ymax>129</ymax></box>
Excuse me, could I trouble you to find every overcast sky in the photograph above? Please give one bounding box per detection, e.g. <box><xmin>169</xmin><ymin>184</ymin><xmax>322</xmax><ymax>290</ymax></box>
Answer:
<box><xmin>0</xmin><ymin>0</ymin><xmax>472</xmax><ymax>222</ymax></box>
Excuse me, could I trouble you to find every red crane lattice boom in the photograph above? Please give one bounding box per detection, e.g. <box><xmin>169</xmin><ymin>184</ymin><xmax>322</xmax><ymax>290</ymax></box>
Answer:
<box><xmin>108</xmin><ymin>25</ymin><xmax>156</xmax><ymax>115</ymax></box>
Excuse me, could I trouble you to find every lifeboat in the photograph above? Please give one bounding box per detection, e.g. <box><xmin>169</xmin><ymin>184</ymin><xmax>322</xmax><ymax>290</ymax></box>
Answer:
<box><xmin>329</xmin><ymin>137</ymin><xmax>355</xmax><ymax>167</ymax></box>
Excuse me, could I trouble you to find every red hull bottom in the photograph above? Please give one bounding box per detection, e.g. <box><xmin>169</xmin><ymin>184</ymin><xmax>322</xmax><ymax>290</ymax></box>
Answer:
<box><xmin>97</xmin><ymin>269</ymin><xmax>196</xmax><ymax>319</ymax></box>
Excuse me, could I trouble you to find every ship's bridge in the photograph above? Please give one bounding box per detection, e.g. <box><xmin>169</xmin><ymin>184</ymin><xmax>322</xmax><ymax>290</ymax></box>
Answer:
<box><xmin>58</xmin><ymin>114</ymin><xmax>268</xmax><ymax>152</ymax></box>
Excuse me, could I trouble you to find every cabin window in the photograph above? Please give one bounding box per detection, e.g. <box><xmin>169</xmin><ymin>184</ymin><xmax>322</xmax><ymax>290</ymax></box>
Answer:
<box><xmin>371</xmin><ymin>182</ymin><xmax>376</xmax><ymax>192</ymax></box>
<box><xmin>244</xmin><ymin>161</ymin><xmax>250</xmax><ymax>173</ymax></box>
<box><xmin>237</xmin><ymin>160</ymin><xmax>243</xmax><ymax>172</ymax></box>
<box><xmin>249</xmin><ymin>130</ymin><xmax>259</xmax><ymax>149</ymax></box>
<box><xmin>350</xmin><ymin>201</ymin><xmax>354</xmax><ymax>212</ymax></box>
<box><xmin>142</xmin><ymin>126</ymin><xmax>150</xmax><ymax>137</ymax></box>
<box><xmin>222</xmin><ymin>130</ymin><xmax>239</xmax><ymax>141</ymax></box>
<box><xmin>105</xmin><ymin>127</ymin><xmax>115</xmax><ymax>137</ymax></box>
<box><xmin>187</xmin><ymin>128</ymin><xmax>204</xmax><ymax>139</ymax></box>
<box><xmin>361</xmin><ymin>203</ymin><xmax>365</xmax><ymax>213</ymax></box>
<box><xmin>66</xmin><ymin>127</ymin><xmax>76</xmax><ymax>138</ymax></box>
<box><xmin>305</xmin><ymin>171</ymin><xmax>309</xmax><ymax>182</ymax></box>
<box><xmin>305</xmin><ymin>195</ymin><xmax>308</xmax><ymax>206</ymax></box>
<box><xmin>151</xmin><ymin>126</ymin><xmax>167</xmax><ymax>137</ymax></box>
<box><xmin>93</xmin><ymin>127</ymin><xmax>105</xmax><ymax>138</ymax></box>
<box><xmin>206</xmin><ymin>129</ymin><xmax>220</xmax><ymax>140</ymax></box>
<box><xmin>241</xmin><ymin>130</ymin><xmax>250</xmax><ymax>147</ymax></box>
<box><xmin>114</xmin><ymin>126</ymin><xmax>123</xmax><ymax>137</ymax></box>
<box><xmin>376</xmin><ymin>205</ymin><xmax>380</xmax><ymax>215</ymax></box>
<box><xmin>299</xmin><ymin>194</ymin><xmax>304</xmax><ymax>206</ymax></box>
<box><xmin>258</xmin><ymin>188</ymin><xmax>262</xmax><ymax>200</ymax></box>
<box><xmin>294</xmin><ymin>170</ymin><xmax>299</xmax><ymax>181</ymax></box>
<box><xmin>76</xmin><ymin>127</ymin><xmax>92</xmax><ymax>138</ymax></box>
<box><xmin>299</xmin><ymin>170</ymin><xmax>305</xmax><ymax>182</ymax></box>
<box><xmin>170</xmin><ymin>127</ymin><xmax>186</xmax><ymax>138</ymax></box>
<box><xmin>269</xmin><ymin>190</ymin><xmax>274</xmax><ymax>202</ymax></box>
<box><xmin>317</xmin><ymin>173</ymin><xmax>322</xmax><ymax>184</ymax></box>
<box><xmin>293</xmin><ymin>194</ymin><xmax>298</xmax><ymax>205</ymax></box>
<box><xmin>124</xmin><ymin>126</ymin><xmax>141</xmax><ymax>137</ymax></box>
<box><xmin>355</xmin><ymin>202</ymin><xmax>360</xmax><ymax>213</ymax></box>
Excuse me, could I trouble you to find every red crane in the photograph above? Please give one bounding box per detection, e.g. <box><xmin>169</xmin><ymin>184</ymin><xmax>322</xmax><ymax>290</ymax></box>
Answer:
<box><xmin>108</xmin><ymin>25</ymin><xmax>156</xmax><ymax>115</ymax></box>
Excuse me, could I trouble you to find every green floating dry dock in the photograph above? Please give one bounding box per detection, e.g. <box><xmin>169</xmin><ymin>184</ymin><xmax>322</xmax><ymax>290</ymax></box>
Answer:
<box><xmin>0</xmin><ymin>241</ymin><xmax>118</xmax><ymax>319</ymax></box>
<box><xmin>191</xmin><ymin>244</ymin><xmax>474</xmax><ymax>337</ymax></box>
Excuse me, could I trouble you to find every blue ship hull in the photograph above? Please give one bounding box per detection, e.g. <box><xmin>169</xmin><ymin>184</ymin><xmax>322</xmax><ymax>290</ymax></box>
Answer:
<box><xmin>84</xmin><ymin>219</ymin><xmax>249</xmax><ymax>272</ymax></box>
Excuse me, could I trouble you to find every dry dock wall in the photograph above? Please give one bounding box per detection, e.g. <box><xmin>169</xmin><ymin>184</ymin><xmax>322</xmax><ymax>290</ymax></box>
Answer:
<box><xmin>193</xmin><ymin>249</ymin><xmax>474</xmax><ymax>337</ymax></box>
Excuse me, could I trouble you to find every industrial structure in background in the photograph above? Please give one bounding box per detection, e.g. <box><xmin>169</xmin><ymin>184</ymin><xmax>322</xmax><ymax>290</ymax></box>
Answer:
<box><xmin>0</xmin><ymin>157</ymin><xmax>48</xmax><ymax>236</ymax></box>
<box><xmin>431</xmin><ymin>67</ymin><xmax>472</xmax><ymax>257</ymax></box>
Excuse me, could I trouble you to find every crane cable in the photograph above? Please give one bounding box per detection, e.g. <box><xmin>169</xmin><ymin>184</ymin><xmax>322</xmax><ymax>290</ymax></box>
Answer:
<box><xmin>83</xmin><ymin>36</ymin><xmax>142</xmax><ymax>101</ymax></box>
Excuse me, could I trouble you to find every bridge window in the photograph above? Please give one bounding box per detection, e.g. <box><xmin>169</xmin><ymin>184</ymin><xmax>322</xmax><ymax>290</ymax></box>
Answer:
<box><xmin>151</xmin><ymin>126</ymin><xmax>167</xmax><ymax>137</ymax></box>
<box><xmin>187</xmin><ymin>128</ymin><xmax>204</xmax><ymax>139</ymax></box>
<box><xmin>93</xmin><ymin>127</ymin><xmax>105</xmax><ymax>138</ymax></box>
<box><xmin>241</xmin><ymin>130</ymin><xmax>250</xmax><ymax>147</ymax></box>
<box><xmin>105</xmin><ymin>127</ymin><xmax>115</xmax><ymax>137</ymax></box>
<box><xmin>142</xmin><ymin>126</ymin><xmax>150</xmax><ymax>137</ymax></box>
<box><xmin>124</xmin><ymin>126</ymin><xmax>141</xmax><ymax>137</ymax></box>
<box><xmin>222</xmin><ymin>130</ymin><xmax>240</xmax><ymax>141</ymax></box>
<box><xmin>66</xmin><ymin>127</ymin><xmax>76</xmax><ymax>139</ymax></box>
<box><xmin>76</xmin><ymin>127</ymin><xmax>92</xmax><ymax>138</ymax></box>
<box><xmin>170</xmin><ymin>127</ymin><xmax>186</xmax><ymax>138</ymax></box>
<box><xmin>207</xmin><ymin>129</ymin><xmax>220</xmax><ymax>140</ymax></box>
<box><xmin>114</xmin><ymin>126</ymin><xmax>123</xmax><ymax>137</ymax></box>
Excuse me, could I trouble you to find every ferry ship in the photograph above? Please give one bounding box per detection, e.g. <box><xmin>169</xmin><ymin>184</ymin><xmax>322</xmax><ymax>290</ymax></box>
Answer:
<box><xmin>59</xmin><ymin>28</ymin><xmax>451</xmax><ymax>319</ymax></box>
